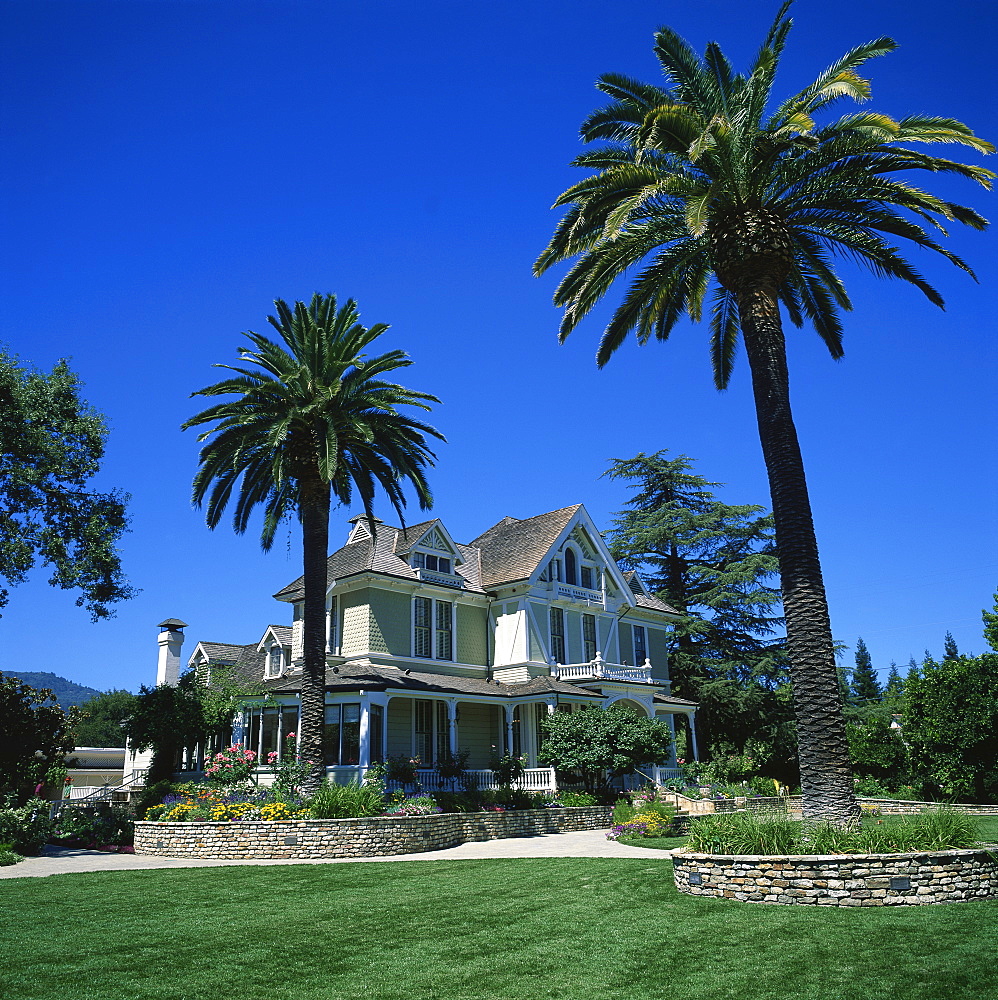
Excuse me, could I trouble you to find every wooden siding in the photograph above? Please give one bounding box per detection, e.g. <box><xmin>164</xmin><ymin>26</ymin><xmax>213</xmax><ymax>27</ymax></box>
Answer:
<box><xmin>368</xmin><ymin>588</ymin><xmax>411</xmax><ymax>656</ymax></box>
<box><xmin>387</xmin><ymin>697</ymin><xmax>411</xmax><ymax>757</ymax></box>
<box><xmin>456</xmin><ymin>702</ymin><xmax>499</xmax><ymax>767</ymax></box>
<box><xmin>341</xmin><ymin>592</ymin><xmax>370</xmax><ymax>657</ymax></box>
<box><xmin>456</xmin><ymin>603</ymin><xmax>488</xmax><ymax>666</ymax></box>
<box><xmin>648</xmin><ymin>627</ymin><xmax>670</xmax><ymax>680</ymax></box>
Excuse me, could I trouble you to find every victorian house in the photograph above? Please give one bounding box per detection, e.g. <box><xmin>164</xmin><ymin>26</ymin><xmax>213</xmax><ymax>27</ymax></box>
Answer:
<box><xmin>135</xmin><ymin>504</ymin><xmax>698</xmax><ymax>790</ymax></box>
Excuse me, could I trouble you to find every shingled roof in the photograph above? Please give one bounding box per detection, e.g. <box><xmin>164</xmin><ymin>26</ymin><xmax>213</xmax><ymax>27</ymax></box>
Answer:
<box><xmin>469</xmin><ymin>504</ymin><xmax>581</xmax><ymax>588</ymax></box>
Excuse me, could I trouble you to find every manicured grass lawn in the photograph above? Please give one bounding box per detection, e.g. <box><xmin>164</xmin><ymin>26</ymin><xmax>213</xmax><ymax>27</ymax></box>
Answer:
<box><xmin>3</xmin><ymin>858</ymin><xmax>997</xmax><ymax>1000</ymax></box>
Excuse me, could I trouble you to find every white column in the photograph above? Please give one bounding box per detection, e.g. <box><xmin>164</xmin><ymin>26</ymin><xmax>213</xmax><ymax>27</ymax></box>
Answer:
<box><xmin>688</xmin><ymin>711</ymin><xmax>700</xmax><ymax>761</ymax></box>
<box><xmin>359</xmin><ymin>693</ymin><xmax>371</xmax><ymax>769</ymax></box>
<box><xmin>447</xmin><ymin>699</ymin><xmax>458</xmax><ymax>755</ymax></box>
<box><xmin>504</xmin><ymin>704</ymin><xmax>515</xmax><ymax>755</ymax></box>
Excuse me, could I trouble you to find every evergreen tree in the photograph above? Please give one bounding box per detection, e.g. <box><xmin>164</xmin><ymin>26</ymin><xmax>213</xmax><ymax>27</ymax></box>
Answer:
<box><xmin>943</xmin><ymin>631</ymin><xmax>960</xmax><ymax>660</ymax></box>
<box><xmin>984</xmin><ymin>590</ymin><xmax>998</xmax><ymax>652</ymax></box>
<box><xmin>851</xmin><ymin>637</ymin><xmax>882</xmax><ymax>704</ymax></box>
<box><xmin>884</xmin><ymin>662</ymin><xmax>904</xmax><ymax>706</ymax></box>
<box><xmin>604</xmin><ymin>451</ymin><xmax>795</xmax><ymax>779</ymax></box>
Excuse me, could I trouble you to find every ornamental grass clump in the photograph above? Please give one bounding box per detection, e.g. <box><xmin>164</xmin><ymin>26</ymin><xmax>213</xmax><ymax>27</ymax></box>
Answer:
<box><xmin>687</xmin><ymin>807</ymin><xmax>980</xmax><ymax>855</ymax></box>
<box><xmin>308</xmin><ymin>780</ymin><xmax>384</xmax><ymax>819</ymax></box>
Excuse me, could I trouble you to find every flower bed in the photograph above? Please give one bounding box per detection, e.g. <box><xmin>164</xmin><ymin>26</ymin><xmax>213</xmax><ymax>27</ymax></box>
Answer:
<box><xmin>134</xmin><ymin>805</ymin><xmax>613</xmax><ymax>860</ymax></box>
<box><xmin>673</xmin><ymin>848</ymin><xmax>998</xmax><ymax>906</ymax></box>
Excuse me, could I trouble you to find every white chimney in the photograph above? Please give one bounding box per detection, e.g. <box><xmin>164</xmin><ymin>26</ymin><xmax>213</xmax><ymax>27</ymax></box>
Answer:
<box><xmin>156</xmin><ymin>618</ymin><xmax>188</xmax><ymax>687</ymax></box>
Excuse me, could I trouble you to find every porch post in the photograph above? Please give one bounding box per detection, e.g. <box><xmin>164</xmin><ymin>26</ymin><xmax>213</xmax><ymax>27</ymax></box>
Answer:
<box><xmin>504</xmin><ymin>704</ymin><xmax>515</xmax><ymax>755</ymax></box>
<box><xmin>447</xmin><ymin>699</ymin><xmax>457</xmax><ymax>755</ymax></box>
<box><xmin>688</xmin><ymin>711</ymin><xmax>700</xmax><ymax>761</ymax></box>
<box><xmin>358</xmin><ymin>692</ymin><xmax>371</xmax><ymax>769</ymax></box>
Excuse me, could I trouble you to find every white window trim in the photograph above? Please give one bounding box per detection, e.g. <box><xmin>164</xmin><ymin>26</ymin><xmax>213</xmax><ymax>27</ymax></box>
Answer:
<box><xmin>412</xmin><ymin>595</ymin><xmax>456</xmax><ymax>661</ymax></box>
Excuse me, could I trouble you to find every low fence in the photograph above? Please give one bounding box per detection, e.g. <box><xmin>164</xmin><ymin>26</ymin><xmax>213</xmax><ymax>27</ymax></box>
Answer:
<box><xmin>135</xmin><ymin>805</ymin><xmax>614</xmax><ymax>860</ymax></box>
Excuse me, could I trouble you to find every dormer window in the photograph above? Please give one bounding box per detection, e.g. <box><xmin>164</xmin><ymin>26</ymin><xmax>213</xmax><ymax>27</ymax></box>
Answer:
<box><xmin>564</xmin><ymin>548</ymin><xmax>578</xmax><ymax>586</ymax></box>
<box><xmin>412</xmin><ymin>551</ymin><xmax>451</xmax><ymax>575</ymax></box>
<box><xmin>266</xmin><ymin>645</ymin><xmax>284</xmax><ymax>678</ymax></box>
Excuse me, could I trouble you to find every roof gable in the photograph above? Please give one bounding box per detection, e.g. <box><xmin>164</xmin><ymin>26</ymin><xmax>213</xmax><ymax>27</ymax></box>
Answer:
<box><xmin>470</xmin><ymin>505</ymin><xmax>581</xmax><ymax>588</ymax></box>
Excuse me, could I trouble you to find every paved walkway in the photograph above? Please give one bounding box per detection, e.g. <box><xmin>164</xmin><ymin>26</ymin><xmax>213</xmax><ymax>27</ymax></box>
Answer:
<box><xmin>0</xmin><ymin>829</ymin><xmax>677</xmax><ymax>879</ymax></box>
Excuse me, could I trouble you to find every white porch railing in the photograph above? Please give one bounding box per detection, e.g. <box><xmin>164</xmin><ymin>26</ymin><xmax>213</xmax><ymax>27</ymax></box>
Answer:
<box><xmin>553</xmin><ymin>652</ymin><xmax>654</xmax><ymax>684</ymax></box>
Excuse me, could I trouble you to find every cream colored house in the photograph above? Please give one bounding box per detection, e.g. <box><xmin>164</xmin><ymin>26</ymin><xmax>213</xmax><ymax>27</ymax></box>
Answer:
<box><xmin>153</xmin><ymin>504</ymin><xmax>698</xmax><ymax>791</ymax></box>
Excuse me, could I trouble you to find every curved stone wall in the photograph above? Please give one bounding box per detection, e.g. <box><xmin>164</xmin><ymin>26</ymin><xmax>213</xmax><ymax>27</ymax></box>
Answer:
<box><xmin>135</xmin><ymin>805</ymin><xmax>612</xmax><ymax>860</ymax></box>
<box><xmin>673</xmin><ymin>848</ymin><xmax>998</xmax><ymax>905</ymax></box>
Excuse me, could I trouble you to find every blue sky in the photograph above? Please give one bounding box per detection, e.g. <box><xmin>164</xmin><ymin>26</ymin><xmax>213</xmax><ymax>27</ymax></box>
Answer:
<box><xmin>1</xmin><ymin>0</ymin><xmax>995</xmax><ymax>695</ymax></box>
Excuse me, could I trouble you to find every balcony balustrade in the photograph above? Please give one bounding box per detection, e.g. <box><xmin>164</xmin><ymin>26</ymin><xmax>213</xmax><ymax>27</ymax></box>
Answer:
<box><xmin>552</xmin><ymin>652</ymin><xmax>654</xmax><ymax>684</ymax></box>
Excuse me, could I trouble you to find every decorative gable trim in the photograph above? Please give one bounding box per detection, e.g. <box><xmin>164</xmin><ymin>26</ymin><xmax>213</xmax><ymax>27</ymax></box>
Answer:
<box><xmin>396</xmin><ymin>519</ymin><xmax>463</xmax><ymax>565</ymax></box>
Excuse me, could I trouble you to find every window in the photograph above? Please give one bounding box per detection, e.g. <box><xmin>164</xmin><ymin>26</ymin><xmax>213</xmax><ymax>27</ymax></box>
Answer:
<box><xmin>633</xmin><ymin>625</ymin><xmax>647</xmax><ymax>666</ymax></box>
<box><xmin>580</xmin><ymin>565</ymin><xmax>594</xmax><ymax>590</ymax></box>
<box><xmin>564</xmin><ymin>548</ymin><xmax>577</xmax><ymax>586</ymax></box>
<box><xmin>327</xmin><ymin>595</ymin><xmax>338</xmax><ymax>653</ymax></box>
<box><xmin>582</xmin><ymin>614</ymin><xmax>597</xmax><ymax>661</ymax></box>
<box><xmin>550</xmin><ymin>607</ymin><xmax>565</xmax><ymax>663</ymax></box>
<box><xmin>414</xmin><ymin>699</ymin><xmax>449</xmax><ymax>765</ymax></box>
<box><xmin>323</xmin><ymin>703</ymin><xmax>361</xmax><ymax>765</ymax></box>
<box><xmin>266</xmin><ymin>645</ymin><xmax>283</xmax><ymax>677</ymax></box>
<box><xmin>413</xmin><ymin>596</ymin><xmax>453</xmax><ymax>660</ymax></box>
<box><xmin>412</xmin><ymin>551</ymin><xmax>451</xmax><ymax>574</ymax></box>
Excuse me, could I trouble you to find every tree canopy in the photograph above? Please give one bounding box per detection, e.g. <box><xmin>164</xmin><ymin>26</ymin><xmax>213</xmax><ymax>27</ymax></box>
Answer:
<box><xmin>0</xmin><ymin>353</ymin><xmax>134</xmax><ymax>619</ymax></box>
<box><xmin>538</xmin><ymin>706</ymin><xmax>673</xmax><ymax>792</ymax></box>
<box><xmin>73</xmin><ymin>689</ymin><xmax>138</xmax><ymax>748</ymax></box>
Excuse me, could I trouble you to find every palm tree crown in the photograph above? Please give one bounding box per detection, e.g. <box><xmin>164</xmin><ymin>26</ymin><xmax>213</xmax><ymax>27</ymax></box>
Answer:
<box><xmin>536</xmin><ymin>1</ymin><xmax>992</xmax><ymax>382</ymax></box>
<box><xmin>184</xmin><ymin>293</ymin><xmax>443</xmax><ymax>792</ymax></box>
<box><xmin>185</xmin><ymin>294</ymin><xmax>443</xmax><ymax>545</ymax></box>
<box><xmin>535</xmin><ymin>3</ymin><xmax>991</xmax><ymax>825</ymax></box>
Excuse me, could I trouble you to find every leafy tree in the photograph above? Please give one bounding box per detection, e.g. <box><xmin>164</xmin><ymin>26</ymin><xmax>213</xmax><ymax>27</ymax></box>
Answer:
<box><xmin>603</xmin><ymin>451</ymin><xmax>795</xmax><ymax>777</ymax></box>
<box><xmin>0</xmin><ymin>352</ymin><xmax>134</xmax><ymax>619</ymax></box>
<box><xmin>984</xmin><ymin>590</ymin><xmax>998</xmax><ymax>652</ymax></box>
<box><xmin>846</xmin><ymin>714</ymin><xmax>910</xmax><ymax>790</ymax></box>
<box><xmin>943</xmin><ymin>631</ymin><xmax>960</xmax><ymax>660</ymax></box>
<box><xmin>535</xmin><ymin>4</ymin><xmax>991</xmax><ymax>824</ymax></box>
<box><xmin>902</xmin><ymin>653</ymin><xmax>998</xmax><ymax>802</ymax></box>
<box><xmin>73</xmin><ymin>689</ymin><xmax>137</xmax><ymax>747</ymax></box>
<box><xmin>538</xmin><ymin>706</ymin><xmax>673</xmax><ymax>793</ymax></box>
<box><xmin>851</xmin><ymin>637</ymin><xmax>881</xmax><ymax>705</ymax></box>
<box><xmin>183</xmin><ymin>294</ymin><xmax>443</xmax><ymax>793</ymax></box>
<box><xmin>0</xmin><ymin>672</ymin><xmax>77</xmax><ymax>801</ymax></box>
<box><xmin>122</xmin><ymin>675</ymin><xmax>206</xmax><ymax>785</ymax></box>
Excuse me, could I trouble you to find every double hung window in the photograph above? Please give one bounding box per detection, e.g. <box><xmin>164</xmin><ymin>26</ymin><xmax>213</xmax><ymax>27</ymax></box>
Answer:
<box><xmin>413</xmin><ymin>597</ymin><xmax>454</xmax><ymax>660</ymax></box>
<box><xmin>550</xmin><ymin>607</ymin><xmax>566</xmax><ymax>663</ymax></box>
<box><xmin>323</xmin><ymin>703</ymin><xmax>361</xmax><ymax>765</ymax></box>
<box><xmin>412</xmin><ymin>551</ymin><xmax>451</xmax><ymax>574</ymax></box>
<box><xmin>633</xmin><ymin>625</ymin><xmax>647</xmax><ymax>666</ymax></box>
<box><xmin>582</xmin><ymin>614</ymin><xmax>597</xmax><ymax>661</ymax></box>
<box><xmin>414</xmin><ymin>699</ymin><xmax>449</xmax><ymax>764</ymax></box>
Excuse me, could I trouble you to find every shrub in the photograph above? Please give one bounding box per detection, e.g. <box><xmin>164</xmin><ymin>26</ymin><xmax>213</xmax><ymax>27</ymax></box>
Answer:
<box><xmin>52</xmin><ymin>804</ymin><xmax>133</xmax><ymax>848</ymax></box>
<box><xmin>0</xmin><ymin>842</ymin><xmax>21</xmax><ymax>866</ymax></box>
<box><xmin>308</xmin><ymin>781</ymin><xmax>384</xmax><ymax>819</ymax></box>
<box><xmin>135</xmin><ymin>780</ymin><xmax>175</xmax><ymax>819</ymax></box>
<box><xmin>687</xmin><ymin>811</ymin><xmax>800</xmax><ymax>855</ymax></box>
<box><xmin>204</xmin><ymin>745</ymin><xmax>258</xmax><ymax>785</ymax></box>
<box><xmin>0</xmin><ymin>798</ymin><xmax>54</xmax><ymax>855</ymax></box>
<box><xmin>558</xmin><ymin>791</ymin><xmax>598</xmax><ymax>807</ymax></box>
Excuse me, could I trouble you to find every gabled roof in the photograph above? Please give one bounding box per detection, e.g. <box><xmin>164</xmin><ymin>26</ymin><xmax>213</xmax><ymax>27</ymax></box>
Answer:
<box><xmin>258</xmin><ymin>624</ymin><xmax>293</xmax><ymax>649</ymax></box>
<box><xmin>192</xmin><ymin>641</ymin><xmax>245</xmax><ymax>664</ymax></box>
<box><xmin>273</xmin><ymin>523</ymin><xmax>486</xmax><ymax>602</ymax></box>
<box><xmin>469</xmin><ymin>504</ymin><xmax>581</xmax><ymax>588</ymax></box>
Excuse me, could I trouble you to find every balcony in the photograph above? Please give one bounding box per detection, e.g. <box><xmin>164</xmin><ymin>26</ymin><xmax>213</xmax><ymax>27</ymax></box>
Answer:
<box><xmin>548</xmin><ymin>581</ymin><xmax>605</xmax><ymax>607</ymax></box>
<box><xmin>552</xmin><ymin>652</ymin><xmax>654</xmax><ymax>684</ymax></box>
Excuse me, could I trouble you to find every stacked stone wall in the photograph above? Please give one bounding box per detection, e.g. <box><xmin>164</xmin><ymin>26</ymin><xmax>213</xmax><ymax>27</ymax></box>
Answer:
<box><xmin>673</xmin><ymin>849</ymin><xmax>998</xmax><ymax>906</ymax></box>
<box><xmin>135</xmin><ymin>806</ymin><xmax>612</xmax><ymax>860</ymax></box>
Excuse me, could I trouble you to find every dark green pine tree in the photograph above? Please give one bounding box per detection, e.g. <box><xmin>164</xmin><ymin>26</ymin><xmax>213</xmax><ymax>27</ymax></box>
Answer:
<box><xmin>851</xmin><ymin>637</ymin><xmax>882</xmax><ymax>704</ymax></box>
<box><xmin>943</xmin><ymin>631</ymin><xmax>960</xmax><ymax>660</ymax></box>
<box><xmin>884</xmin><ymin>662</ymin><xmax>904</xmax><ymax>706</ymax></box>
<box><xmin>604</xmin><ymin>451</ymin><xmax>794</xmax><ymax>776</ymax></box>
<box><xmin>984</xmin><ymin>590</ymin><xmax>998</xmax><ymax>652</ymax></box>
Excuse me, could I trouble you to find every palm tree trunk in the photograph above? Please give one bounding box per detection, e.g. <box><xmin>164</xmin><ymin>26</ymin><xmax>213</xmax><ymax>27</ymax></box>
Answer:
<box><xmin>736</xmin><ymin>282</ymin><xmax>859</xmax><ymax>827</ymax></box>
<box><xmin>298</xmin><ymin>474</ymin><xmax>331</xmax><ymax>796</ymax></box>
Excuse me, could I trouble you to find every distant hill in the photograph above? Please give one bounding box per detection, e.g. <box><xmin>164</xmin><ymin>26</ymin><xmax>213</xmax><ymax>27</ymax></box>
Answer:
<box><xmin>2</xmin><ymin>671</ymin><xmax>104</xmax><ymax>709</ymax></box>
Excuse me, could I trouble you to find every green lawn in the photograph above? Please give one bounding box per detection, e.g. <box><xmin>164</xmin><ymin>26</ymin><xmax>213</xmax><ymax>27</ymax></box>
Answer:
<box><xmin>3</xmin><ymin>857</ymin><xmax>997</xmax><ymax>1000</ymax></box>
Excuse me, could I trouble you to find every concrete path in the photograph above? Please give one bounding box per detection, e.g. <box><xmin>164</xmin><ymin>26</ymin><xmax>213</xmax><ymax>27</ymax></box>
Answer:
<box><xmin>0</xmin><ymin>829</ymin><xmax>678</xmax><ymax>879</ymax></box>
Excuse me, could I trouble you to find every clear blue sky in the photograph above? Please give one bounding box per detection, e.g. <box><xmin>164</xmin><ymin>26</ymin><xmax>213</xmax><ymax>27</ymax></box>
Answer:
<box><xmin>1</xmin><ymin>0</ymin><xmax>995</xmax><ymax>694</ymax></box>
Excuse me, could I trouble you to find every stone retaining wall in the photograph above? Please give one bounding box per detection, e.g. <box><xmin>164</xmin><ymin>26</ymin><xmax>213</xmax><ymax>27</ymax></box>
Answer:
<box><xmin>673</xmin><ymin>848</ymin><xmax>998</xmax><ymax>905</ymax></box>
<box><xmin>134</xmin><ymin>806</ymin><xmax>612</xmax><ymax>860</ymax></box>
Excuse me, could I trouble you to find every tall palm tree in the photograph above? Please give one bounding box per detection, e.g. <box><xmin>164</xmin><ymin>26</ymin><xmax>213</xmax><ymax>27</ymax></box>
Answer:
<box><xmin>535</xmin><ymin>3</ymin><xmax>992</xmax><ymax>825</ymax></box>
<box><xmin>184</xmin><ymin>293</ymin><xmax>443</xmax><ymax>793</ymax></box>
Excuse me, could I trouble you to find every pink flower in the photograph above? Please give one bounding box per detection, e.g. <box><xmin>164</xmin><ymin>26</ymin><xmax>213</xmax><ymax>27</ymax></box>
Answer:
<box><xmin>285</xmin><ymin>732</ymin><xmax>296</xmax><ymax>740</ymax></box>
